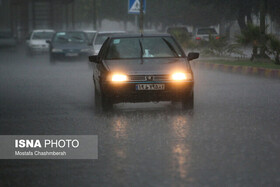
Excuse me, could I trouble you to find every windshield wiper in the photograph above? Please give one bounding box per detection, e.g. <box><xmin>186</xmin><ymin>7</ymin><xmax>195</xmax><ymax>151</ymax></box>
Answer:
<box><xmin>139</xmin><ymin>39</ymin><xmax>144</xmax><ymax>64</ymax></box>
<box><xmin>162</xmin><ymin>38</ymin><xmax>179</xmax><ymax>58</ymax></box>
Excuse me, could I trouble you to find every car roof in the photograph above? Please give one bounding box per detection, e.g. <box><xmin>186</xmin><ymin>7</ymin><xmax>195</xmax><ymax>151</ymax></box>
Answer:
<box><xmin>109</xmin><ymin>33</ymin><xmax>172</xmax><ymax>39</ymax></box>
<box><xmin>84</xmin><ymin>30</ymin><xmax>97</xmax><ymax>33</ymax></box>
<box><xmin>54</xmin><ymin>31</ymin><xmax>88</xmax><ymax>34</ymax></box>
<box><xmin>56</xmin><ymin>31</ymin><xmax>86</xmax><ymax>32</ymax></box>
<box><xmin>97</xmin><ymin>31</ymin><xmax>126</xmax><ymax>34</ymax></box>
<box><xmin>33</xmin><ymin>29</ymin><xmax>55</xmax><ymax>32</ymax></box>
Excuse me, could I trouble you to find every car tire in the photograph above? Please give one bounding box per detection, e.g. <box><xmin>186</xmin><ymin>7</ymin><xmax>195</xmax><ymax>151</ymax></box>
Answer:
<box><xmin>182</xmin><ymin>91</ymin><xmax>194</xmax><ymax>110</ymax></box>
<box><xmin>101</xmin><ymin>93</ymin><xmax>113</xmax><ymax>112</ymax></box>
<box><xmin>50</xmin><ymin>54</ymin><xmax>56</xmax><ymax>63</ymax></box>
<box><xmin>94</xmin><ymin>85</ymin><xmax>102</xmax><ymax>111</ymax></box>
<box><xmin>94</xmin><ymin>83</ymin><xmax>113</xmax><ymax>112</ymax></box>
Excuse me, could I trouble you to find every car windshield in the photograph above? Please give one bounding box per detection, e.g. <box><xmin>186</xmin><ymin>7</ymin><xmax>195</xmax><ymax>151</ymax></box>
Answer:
<box><xmin>32</xmin><ymin>31</ymin><xmax>54</xmax><ymax>40</ymax></box>
<box><xmin>53</xmin><ymin>32</ymin><xmax>87</xmax><ymax>43</ymax></box>
<box><xmin>197</xmin><ymin>28</ymin><xmax>217</xmax><ymax>35</ymax></box>
<box><xmin>106</xmin><ymin>37</ymin><xmax>184</xmax><ymax>59</ymax></box>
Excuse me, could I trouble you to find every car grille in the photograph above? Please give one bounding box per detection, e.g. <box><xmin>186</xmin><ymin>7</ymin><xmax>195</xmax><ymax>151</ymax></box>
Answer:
<box><xmin>129</xmin><ymin>75</ymin><xmax>170</xmax><ymax>81</ymax></box>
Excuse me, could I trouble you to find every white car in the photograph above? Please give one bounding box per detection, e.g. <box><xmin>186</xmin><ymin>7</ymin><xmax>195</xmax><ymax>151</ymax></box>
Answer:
<box><xmin>83</xmin><ymin>30</ymin><xmax>97</xmax><ymax>42</ymax></box>
<box><xmin>194</xmin><ymin>28</ymin><xmax>219</xmax><ymax>41</ymax></box>
<box><xmin>92</xmin><ymin>31</ymin><xmax>125</xmax><ymax>55</ymax></box>
<box><xmin>26</xmin><ymin>29</ymin><xmax>55</xmax><ymax>56</ymax></box>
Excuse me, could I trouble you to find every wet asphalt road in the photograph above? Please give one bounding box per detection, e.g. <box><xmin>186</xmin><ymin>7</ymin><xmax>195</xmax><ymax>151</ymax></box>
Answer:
<box><xmin>0</xmin><ymin>48</ymin><xmax>279</xmax><ymax>187</ymax></box>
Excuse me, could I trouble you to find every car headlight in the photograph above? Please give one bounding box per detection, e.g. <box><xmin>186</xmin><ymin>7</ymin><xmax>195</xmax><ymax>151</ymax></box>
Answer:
<box><xmin>52</xmin><ymin>48</ymin><xmax>63</xmax><ymax>52</ymax></box>
<box><xmin>111</xmin><ymin>74</ymin><xmax>128</xmax><ymax>82</ymax></box>
<box><xmin>171</xmin><ymin>72</ymin><xmax>192</xmax><ymax>81</ymax></box>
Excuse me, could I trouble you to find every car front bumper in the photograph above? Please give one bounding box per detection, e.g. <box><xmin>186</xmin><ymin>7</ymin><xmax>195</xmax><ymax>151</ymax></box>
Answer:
<box><xmin>101</xmin><ymin>81</ymin><xmax>194</xmax><ymax>103</ymax></box>
<box><xmin>51</xmin><ymin>52</ymin><xmax>90</xmax><ymax>59</ymax></box>
<box><xmin>29</xmin><ymin>46</ymin><xmax>49</xmax><ymax>53</ymax></box>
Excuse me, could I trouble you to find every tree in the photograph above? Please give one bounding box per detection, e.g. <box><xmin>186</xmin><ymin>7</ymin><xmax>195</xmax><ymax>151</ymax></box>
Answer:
<box><xmin>236</xmin><ymin>24</ymin><xmax>262</xmax><ymax>60</ymax></box>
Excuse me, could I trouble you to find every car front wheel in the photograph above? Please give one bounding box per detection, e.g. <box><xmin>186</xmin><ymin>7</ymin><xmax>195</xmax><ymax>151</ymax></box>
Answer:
<box><xmin>182</xmin><ymin>91</ymin><xmax>194</xmax><ymax>110</ymax></box>
<box><xmin>94</xmin><ymin>84</ymin><xmax>113</xmax><ymax>112</ymax></box>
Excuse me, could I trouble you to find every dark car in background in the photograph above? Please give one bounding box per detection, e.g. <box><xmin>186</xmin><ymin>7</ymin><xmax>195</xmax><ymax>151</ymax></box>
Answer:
<box><xmin>89</xmin><ymin>34</ymin><xmax>199</xmax><ymax>111</ymax></box>
<box><xmin>48</xmin><ymin>31</ymin><xmax>91</xmax><ymax>62</ymax></box>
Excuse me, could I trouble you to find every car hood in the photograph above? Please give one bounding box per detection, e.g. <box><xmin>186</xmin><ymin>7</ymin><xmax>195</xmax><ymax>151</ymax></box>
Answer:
<box><xmin>104</xmin><ymin>58</ymin><xmax>190</xmax><ymax>75</ymax></box>
<box><xmin>52</xmin><ymin>43</ymin><xmax>89</xmax><ymax>50</ymax></box>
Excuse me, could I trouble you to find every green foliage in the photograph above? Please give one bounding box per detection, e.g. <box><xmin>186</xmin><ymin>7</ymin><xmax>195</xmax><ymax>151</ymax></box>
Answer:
<box><xmin>236</xmin><ymin>24</ymin><xmax>261</xmax><ymax>45</ymax></box>
<box><xmin>236</xmin><ymin>24</ymin><xmax>270</xmax><ymax>60</ymax></box>
<box><xmin>267</xmin><ymin>35</ymin><xmax>280</xmax><ymax>64</ymax></box>
<box><xmin>168</xmin><ymin>28</ymin><xmax>191</xmax><ymax>48</ymax></box>
<box><xmin>201</xmin><ymin>36</ymin><xmax>245</xmax><ymax>57</ymax></box>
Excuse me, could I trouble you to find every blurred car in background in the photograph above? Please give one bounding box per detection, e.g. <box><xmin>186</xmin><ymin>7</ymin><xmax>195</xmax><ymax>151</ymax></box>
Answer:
<box><xmin>91</xmin><ymin>31</ymin><xmax>125</xmax><ymax>55</ymax></box>
<box><xmin>26</xmin><ymin>29</ymin><xmax>55</xmax><ymax>56</ymax></box>
<box><xmin>194</xmin><ymin>28</ymin><xmax>219</xmax><ymax>41</ymax></box>
<box><xmin>0</xmin><ymin>30</ymin><xmax>17</xmax><ymax>48</ymax></box>
<box><xmin>84</xmin><ymin>30</ymin><xmax>97</xmax><ymax>42</ymax></box>
<box><xmin>48</xmin><ymin>31</ymin><xmax>91</xmax><ymax>62</ymax></box>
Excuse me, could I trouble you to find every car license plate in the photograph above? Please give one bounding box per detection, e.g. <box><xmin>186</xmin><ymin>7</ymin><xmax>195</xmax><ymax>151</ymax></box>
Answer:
<box><xmin>66</xmin><ymin>53</ymin><xmax>78</xmax><ymax>57</ymax></box>
<box><xmin>136</xmin><ymin>84</ymin><xmax>165</xmax><ymax>90</ymax></box>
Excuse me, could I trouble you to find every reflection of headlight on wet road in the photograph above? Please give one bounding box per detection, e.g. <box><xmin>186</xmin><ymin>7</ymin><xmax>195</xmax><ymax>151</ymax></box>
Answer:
<box><xmin>52</xmin><ymin>48</ymin><xmax>63</xmax><ymax>52</ymax></box>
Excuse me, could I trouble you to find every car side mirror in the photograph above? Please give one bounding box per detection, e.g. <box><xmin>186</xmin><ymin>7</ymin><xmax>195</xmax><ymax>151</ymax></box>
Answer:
<box><xmin>187</xmin><ymin>52</ymin><xmax>199</xmax><ymax>61</ymax></box>
<box><xmin>89</xmin><ymin>55</ymin><xmax>98</xmax><ymax>63</ymax></box>
<box><xmin>46</xmin><ymin>40</ymin><xmax>51</xmax><ymax>44</ymax></box>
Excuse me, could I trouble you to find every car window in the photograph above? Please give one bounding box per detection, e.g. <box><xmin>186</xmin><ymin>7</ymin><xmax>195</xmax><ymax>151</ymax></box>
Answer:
<box><xmin>106</xmin><ymin>37</ymin><xmax>184</xmax><ymax>59</ymax></box>
<box><xmin>53</xmin><ymin>32</ymin><xmax>87</xmax><ymax>44</ymax></box>
<box><xmin>197</xmin><ymin>28</ymin><xmax>217</xmax><ymax>35</ymax></box>
<box><xmin>32</xmin><ymin>31</ymin><xmax>54</xmax><ymax>40</ymax></box>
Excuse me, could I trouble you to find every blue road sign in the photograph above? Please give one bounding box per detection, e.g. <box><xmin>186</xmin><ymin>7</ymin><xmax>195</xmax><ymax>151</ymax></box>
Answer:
<box><xmin>128</xmin><ymin>0</ymin><xmax>146</xmax><ymax>14</ymax></box>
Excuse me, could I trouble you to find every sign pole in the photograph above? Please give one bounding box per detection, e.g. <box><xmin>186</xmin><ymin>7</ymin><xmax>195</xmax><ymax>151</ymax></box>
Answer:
<box><xmin>139</xmin><ymin>0</ymin><xmax>144</xmax><ymax>34</ymax></box>
<box><xmin>135</xmin><ymin>15</ymin><xmax>138</xmax><ymax>32</ymax></box>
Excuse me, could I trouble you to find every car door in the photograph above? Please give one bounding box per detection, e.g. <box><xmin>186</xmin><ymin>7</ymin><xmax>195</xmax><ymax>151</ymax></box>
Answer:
<box><xmin>93</xmin><ymin>38</ymin><xmax>110</xmax><ymax>92</ymax></box>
